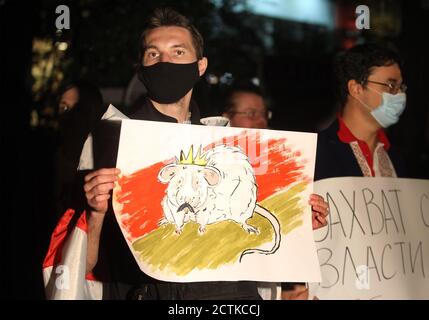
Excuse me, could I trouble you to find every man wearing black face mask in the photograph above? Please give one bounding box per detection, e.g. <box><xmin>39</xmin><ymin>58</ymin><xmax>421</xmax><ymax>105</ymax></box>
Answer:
<box><xmin>82</xmin><ymin>8</ymin><xmax>262</xmax><ymax>300</ymax></box>
<box><xmin>130</xmin><ymin>8</ymin><xmax>208</xmax><ymax>124</ymax></box>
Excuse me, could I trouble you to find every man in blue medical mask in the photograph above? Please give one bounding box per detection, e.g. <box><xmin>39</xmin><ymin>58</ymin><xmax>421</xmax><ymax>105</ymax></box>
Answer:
<box><xmin>316</xmin><ymin>43</ymin><xmax>408</xmax><ymax>180</ymax></box>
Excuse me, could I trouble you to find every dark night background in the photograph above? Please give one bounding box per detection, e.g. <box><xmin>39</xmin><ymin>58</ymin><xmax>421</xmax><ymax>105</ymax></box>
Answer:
<box><xmin>0</xmin><ymin>0</ymin><xmax>428</xmax><ymax>299</ymax></box>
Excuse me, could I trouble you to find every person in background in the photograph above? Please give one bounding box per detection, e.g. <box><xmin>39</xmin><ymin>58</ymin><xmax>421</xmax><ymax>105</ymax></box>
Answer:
<box><xmin>316</xmin><ymin>43</ymin><xmax>408</xmax><ymax>180</ymax></box>
<box><xmin>54</xmin><ymin>80</ymin><xmax>107</xmax><ymax>216</ymax></box>
<box><xmin>222</xmin><ymin>84</ymin><xmax>271</xmax><ymax>129</ymax></box>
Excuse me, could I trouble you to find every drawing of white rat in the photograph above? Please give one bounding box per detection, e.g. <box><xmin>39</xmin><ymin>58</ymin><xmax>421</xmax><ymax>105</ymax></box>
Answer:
<box><xmin>157</xmin><ymin>145</ymin><xmax>281</xmax><ymax>261</ymax></box>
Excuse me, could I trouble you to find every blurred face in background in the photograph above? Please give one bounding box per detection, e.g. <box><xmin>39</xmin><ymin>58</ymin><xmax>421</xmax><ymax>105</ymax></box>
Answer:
<box><xmin>224</xmin><ymin>91</ymin><xmax>269</xmax><ymax>129</ymax></box>
<box><xmin>59</xmin><ymin>87</ymin><xmax>79</xmax><ymax>115</ymax></box>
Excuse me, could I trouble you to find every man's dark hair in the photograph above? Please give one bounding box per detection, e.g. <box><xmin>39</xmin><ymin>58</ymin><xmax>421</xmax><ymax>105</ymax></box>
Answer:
<box><xmin>223</xmin><ymin>83</ymin><xmax>266</xmax><ymax>115</ymax></box>
<box><xmin>334</xmin><ymin>43</ymin><xmax>403</xmax><ymax>109</ymax></box>
<box><xmin>138</xmin><ymin>7</ymin><xmax>204</xmax><ymax>63</ymax></box>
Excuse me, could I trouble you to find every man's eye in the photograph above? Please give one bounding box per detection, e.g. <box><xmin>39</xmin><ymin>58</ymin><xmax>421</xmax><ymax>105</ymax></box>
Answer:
<box><xmin>175</xmin><ymin>49</ymin><xmax>185</xmax><ymax>56</ymax></box>
<box><xmin>147</xmin><ymin>52</ymin><xmax>158</xmax><ymax>58</ymax></box>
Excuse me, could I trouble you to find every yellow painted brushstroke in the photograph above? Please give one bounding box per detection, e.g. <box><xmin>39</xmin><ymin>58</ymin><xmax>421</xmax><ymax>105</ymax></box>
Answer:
<box><xmin>260</xmin><ymin>181</ymin><xmax>307</xmax><ymax>233</ymax></box>
<box><xmin>132</xmin><ymin>181</ymin><xmax>308</xmax><ymax>275</ymax></box>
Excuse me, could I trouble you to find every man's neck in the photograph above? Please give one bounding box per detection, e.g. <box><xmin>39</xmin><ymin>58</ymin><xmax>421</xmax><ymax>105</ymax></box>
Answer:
<box><xmin>342</xmin><ymin>101</ymin><xmax>380</xmax><ymax>153</ymax></box>
<box><xmin>150</xmin><ymin>91</ymin><xmax>192</xmax><ymax>123</ymax></box>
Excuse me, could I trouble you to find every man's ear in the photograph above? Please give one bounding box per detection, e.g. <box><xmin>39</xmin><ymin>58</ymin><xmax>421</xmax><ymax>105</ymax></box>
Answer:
<box><xmin>348</xmin><ymin>79</ymin><xmax>363</xmax><ymax>99</ymax></box>
<box><xmin>198</xmin><ymin>57</ymin><xmax>208</xmax><ymax>76</ymax></box>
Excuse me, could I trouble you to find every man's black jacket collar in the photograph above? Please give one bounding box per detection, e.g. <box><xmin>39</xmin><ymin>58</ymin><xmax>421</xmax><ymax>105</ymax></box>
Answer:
<box><xmin>129</xmin><ymin>97</ymin><xmax>201</xmax><ymax>124</ymax></box>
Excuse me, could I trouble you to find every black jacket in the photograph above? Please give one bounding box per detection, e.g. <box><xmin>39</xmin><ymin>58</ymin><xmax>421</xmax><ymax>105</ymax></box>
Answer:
<box><xmin>315</xmin><ymin>119</ymin><xmax>408</xmax><ymax>181</ymax></box>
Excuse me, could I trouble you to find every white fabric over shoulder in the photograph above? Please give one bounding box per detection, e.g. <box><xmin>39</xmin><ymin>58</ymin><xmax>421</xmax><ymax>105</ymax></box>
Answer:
<box><xmin>78</xmin><ymin>104</ymin><xmax>129</xmax><ymax>171</ymax></box>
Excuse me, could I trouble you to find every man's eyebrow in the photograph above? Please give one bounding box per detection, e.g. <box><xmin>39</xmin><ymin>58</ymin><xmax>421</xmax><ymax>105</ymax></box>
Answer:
<box><xmin>171</xmin><ymin>43</ymin><xmax>188</xmax><ymax>49</ymax></box>
<box><xmin>387</xmin><ymin>77</ymin><xmax>402</xmax><ymax>83</ymax></box>
<box><xmin>144</xmin><ymin>45</ymin><xmax>159</xmax><ymax>51</ymax></box>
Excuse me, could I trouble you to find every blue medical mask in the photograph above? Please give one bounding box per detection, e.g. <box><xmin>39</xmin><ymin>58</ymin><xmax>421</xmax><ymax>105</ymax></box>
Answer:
<box><xmin>357</xmin><ymin>87</ymin><xmax>406</xmax><ymax>128</ymax></box>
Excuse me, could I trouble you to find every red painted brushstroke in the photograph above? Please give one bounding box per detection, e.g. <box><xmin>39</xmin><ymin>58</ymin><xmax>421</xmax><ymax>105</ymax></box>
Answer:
<box><xmin>115</xmin><ymin>162</ymin><xmax>168</xmax><ymax>240</ymax></box>
<box><xmin>254</xmin><ymin>138</ymin><xmax>305</xmax><ymax>201</ymax></box>
<box><xmin>116</xmin><ymin>131</ymin><xmax>306</xmax><ymax>241</ymax></box>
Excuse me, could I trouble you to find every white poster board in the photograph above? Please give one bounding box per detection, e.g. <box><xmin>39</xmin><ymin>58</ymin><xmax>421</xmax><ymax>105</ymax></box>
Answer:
<box><xmin>112</xmin><ymin>119</ymin><xmax>321</xmax><ymax>283</ymax></box>
<box><xmin>309</xmin><ymin>177</ymin><xmax>429</xmax><ymax>299</ymax></box>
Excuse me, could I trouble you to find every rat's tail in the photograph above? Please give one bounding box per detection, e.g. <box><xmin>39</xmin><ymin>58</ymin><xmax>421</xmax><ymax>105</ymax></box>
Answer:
<box><xmin>239</xmin><ymin>204</ymin><xmax>281</xmax><ymax>262</ymax></box>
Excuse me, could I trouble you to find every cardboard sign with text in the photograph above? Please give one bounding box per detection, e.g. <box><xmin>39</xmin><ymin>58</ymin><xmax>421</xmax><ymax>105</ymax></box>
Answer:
<box><xmin>310</xmin><ymin>177</ymin><xmax>429</xmax><ymax>299</ymax></box>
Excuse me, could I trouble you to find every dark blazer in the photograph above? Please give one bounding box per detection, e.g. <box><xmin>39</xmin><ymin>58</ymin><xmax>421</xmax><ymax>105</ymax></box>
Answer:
<box><xmin>315</xmin><ymin>120</ymin><xmax>408</xmax><ymax>181</ymax></box>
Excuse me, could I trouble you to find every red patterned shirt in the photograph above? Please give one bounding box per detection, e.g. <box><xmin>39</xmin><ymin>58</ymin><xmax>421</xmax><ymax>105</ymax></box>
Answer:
<box><xmin>337</xmin><ymin>115</ymin><xmax>396</xmax><ymax>177</ymax></box>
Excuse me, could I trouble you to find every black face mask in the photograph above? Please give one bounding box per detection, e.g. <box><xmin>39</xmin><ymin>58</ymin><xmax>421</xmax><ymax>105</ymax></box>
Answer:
<box><xmin>140</xmin><ymin>61</ymin><xmax>200</xmax><ymax>104</ymax></box>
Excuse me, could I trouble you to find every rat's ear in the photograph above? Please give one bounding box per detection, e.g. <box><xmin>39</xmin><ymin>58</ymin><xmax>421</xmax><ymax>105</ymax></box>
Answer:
<box><xmin>158</xmin><ymin>164</ymin><xmax>180</xmax><ymax>183</ymax></box>
<box><xmin>202</xmin><ymin>166</ymin><xmax>221</xmax><ymax>186</ymax></box>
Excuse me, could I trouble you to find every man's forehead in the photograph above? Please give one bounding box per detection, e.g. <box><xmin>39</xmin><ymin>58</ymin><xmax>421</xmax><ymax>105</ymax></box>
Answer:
<box><xmin>145</xmin><ymin>26</ymin><xmax>193</xmax><ymax>47</ymax></box>
<box><xmin>61</xmin><ymin>87</ymin><xmax>79</xmax><ymax>99</ymax></box>
<box><xmin>234</xmin><ymin>91</ymin><xmax>262</xmax><ymax>99</ymax></box>
<box><xmin>233</xmin><ymin>92</ymin><xmax>265</xmax><ymax>105</ymax></box>
<box><xmin>370</xmin><ymin>63</ymin><xmax>402</xmax><ymax>80</ymax></box>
